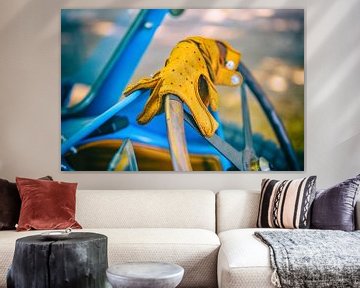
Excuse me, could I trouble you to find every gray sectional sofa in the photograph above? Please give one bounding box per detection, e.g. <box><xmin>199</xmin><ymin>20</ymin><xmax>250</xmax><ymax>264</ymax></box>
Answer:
<box><xmin>0</xmin><ymin>189</ymin><xmax>359</xmax><ymax>288</ymax></box>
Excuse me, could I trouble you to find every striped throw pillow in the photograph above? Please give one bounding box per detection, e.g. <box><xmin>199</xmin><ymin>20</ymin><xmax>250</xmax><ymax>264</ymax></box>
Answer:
<box><xmin>257</xmin><ymin>176</ymin><xmax>317</xmax><ymax>229</ymax></box>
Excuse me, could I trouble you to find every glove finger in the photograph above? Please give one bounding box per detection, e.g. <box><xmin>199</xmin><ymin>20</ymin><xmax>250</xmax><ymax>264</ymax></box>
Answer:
<box><xmin>189</xmin><ymin>102</ymin><xmax>218</xmax><ymax>137</ymax></box>
<box><xmin>124</xmin><ymin>75</ymin><xmax>160</xmax><ymax>96</ymax></box>
<box><xmin>137</xmin><ymin>79</ymin><xmax>164</xmax><ymax>124</ymax></box>
<box><xmin>185</xmin><ymin>76</ymin><xmax>218</xmax><ymax>137</ymax></box>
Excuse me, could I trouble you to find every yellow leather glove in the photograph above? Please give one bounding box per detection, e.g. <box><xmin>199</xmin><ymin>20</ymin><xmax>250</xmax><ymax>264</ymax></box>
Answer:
<box><xmin>124</xmin><ymin>36</ymin><xmax>243</xmax><ymax>137</ymax></box>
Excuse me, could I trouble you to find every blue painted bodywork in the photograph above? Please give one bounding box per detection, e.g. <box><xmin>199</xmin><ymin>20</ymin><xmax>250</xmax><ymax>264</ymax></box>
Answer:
<box><xmin>62</xmin><ymin>88</ymin><xmax>222</xmax><ymax>159</ymax></box>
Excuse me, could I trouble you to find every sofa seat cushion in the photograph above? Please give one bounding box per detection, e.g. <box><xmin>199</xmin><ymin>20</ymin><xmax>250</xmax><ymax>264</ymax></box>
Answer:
<box><xmin>0</xmin><ymin>228</ymin><xmax>219</xmax><ymax>288</ymax></box>
<box><xmin>218</xmin><ymin>228</ymin><xmax>283</xmax><ymax>288</ymax></box>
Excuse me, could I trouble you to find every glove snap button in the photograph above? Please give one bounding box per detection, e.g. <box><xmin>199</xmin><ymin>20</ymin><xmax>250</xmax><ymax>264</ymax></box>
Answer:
<box><xmin>226</xmin><ymin>60</ymin><xmax>235</xmax><ymax>70</ymax></box>
<box><xmin>231</xmin><ymin>74</ymin><xmax>240</xmax><ymax>85</ymax></box>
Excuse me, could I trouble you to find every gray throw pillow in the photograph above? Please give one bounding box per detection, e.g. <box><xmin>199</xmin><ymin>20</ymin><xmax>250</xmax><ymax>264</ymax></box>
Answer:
<box><xmin>311</xmin><ymin>174</ymin><xmax>360</xmax><ymax>231</ymax></box>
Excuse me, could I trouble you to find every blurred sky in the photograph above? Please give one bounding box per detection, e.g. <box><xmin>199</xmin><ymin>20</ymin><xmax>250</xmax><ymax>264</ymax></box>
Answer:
<box><xmin>62</xmin><ymin>9</ymin><xmax>304</xmax><ymax>152</ymax></box>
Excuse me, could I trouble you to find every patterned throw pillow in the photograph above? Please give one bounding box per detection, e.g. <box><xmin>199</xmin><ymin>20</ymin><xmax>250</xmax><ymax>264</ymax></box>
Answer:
<box><xmin>257</xmin><ymin>176</ymin><xmax>317</xmax><ymax>229</ymax></box>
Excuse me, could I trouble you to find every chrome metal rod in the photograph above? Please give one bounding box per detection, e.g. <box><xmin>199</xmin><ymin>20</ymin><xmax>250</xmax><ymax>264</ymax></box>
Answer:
<box><xmin>165</xmin><ymin>95</ymin><xmax>192</xmax><ymax>171</ymax></box>
<box><xmin>107</xmin><ymin>138</ymin><xmax>138</xmax><ymax>171</ymax></box>
<box><xmin>241</xmin><ymin>84</ymin><xmax>254</xmax><ymax>149</ymax></box>
<box><xmin>241</xmin><ymin>84</ymin><xmax>258</xmax><ymax>171</ymax></box>
<box><xmin>183</xmin><ymin>110</ymin><xmax>244</xmax><ymax>171</ymax></box>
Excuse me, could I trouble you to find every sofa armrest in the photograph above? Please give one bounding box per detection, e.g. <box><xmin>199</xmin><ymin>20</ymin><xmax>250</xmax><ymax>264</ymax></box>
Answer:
<box><xmin>356</xmin><ymin>200</ymin><xmax>360</xmax><ymax>230</ymax></box>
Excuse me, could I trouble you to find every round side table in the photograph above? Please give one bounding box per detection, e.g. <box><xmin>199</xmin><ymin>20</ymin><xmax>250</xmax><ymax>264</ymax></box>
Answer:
<box><xmin>106</xmin><ymin>262</ymin><xmax>184</xmax><ymax>288</ymax></box>
<box><xmin>7</xmin><ymin>232</ymin><xmax>108</xmax><ymax>288</ymax></box>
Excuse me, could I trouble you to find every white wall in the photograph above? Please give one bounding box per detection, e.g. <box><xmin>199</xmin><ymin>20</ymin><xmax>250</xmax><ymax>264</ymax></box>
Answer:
<box><xmin>0</xmin><ymin>0</ymin><xmax>359</xmax><ymax>190</ymax></box>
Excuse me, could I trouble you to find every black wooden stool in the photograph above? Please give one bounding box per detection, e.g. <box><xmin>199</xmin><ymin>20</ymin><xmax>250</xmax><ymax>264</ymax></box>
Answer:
<box><xmin>7</xmin><ymin>232</ymin><xmax>108</xmax><ymax>288</ymax></box>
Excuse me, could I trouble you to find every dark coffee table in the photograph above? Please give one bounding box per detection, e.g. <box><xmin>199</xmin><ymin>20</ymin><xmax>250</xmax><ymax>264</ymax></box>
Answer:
<box><xmin>106</xmin><ymin>262</ymin><xmax>184</xmax><ymax>288</ymax></box>
<box><xmin>7</xmin><ymin>232</ymin><xmax>108</xmax><ymax>288</ymax></box>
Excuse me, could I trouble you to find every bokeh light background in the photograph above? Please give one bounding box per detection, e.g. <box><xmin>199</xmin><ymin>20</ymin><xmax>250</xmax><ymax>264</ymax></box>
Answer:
<box><xmin>62</xmin><ymin>9</ymin><xmax>304</xmax><ymax>167</ymax></box>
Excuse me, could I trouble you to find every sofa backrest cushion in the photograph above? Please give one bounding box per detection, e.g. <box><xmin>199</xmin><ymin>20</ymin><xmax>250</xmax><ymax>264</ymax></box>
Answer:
<box><xmin>217</xmin><ymin>190</ymin><xmax>360</xmax><ymax>232</ymax></box>
<box><xmin>216</xmin><ymin>190</ymin><xmax>260</xmax><ymax>233</ymax></box>
<box><xmin>76</xmin><ymin>190</ymin><xmax>216</xmax><ymax>231</ymax></box>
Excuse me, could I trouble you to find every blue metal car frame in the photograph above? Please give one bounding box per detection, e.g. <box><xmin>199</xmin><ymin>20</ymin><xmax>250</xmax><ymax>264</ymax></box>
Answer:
<box><xmin>62</xmin><ymin>9</ymin><xmax>168</xmax><ymax>117</ymax></box>
<box><xmin>61</xmin><ymin>89</ymin><xmax>144</xmax><ymax>155</ymax></box>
